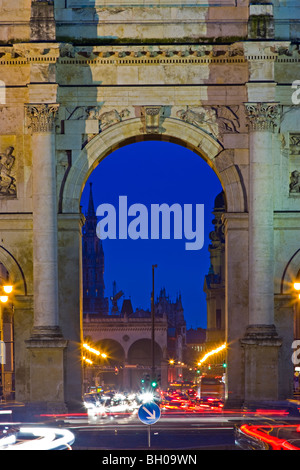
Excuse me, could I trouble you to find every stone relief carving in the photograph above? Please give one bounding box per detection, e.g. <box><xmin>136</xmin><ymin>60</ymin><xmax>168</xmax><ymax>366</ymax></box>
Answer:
<box><xmin>176</xmin><ymin>106</ymin><xmax>216</xmax><ymax>135</ymax></box>
<box><xmin>289</xmin><ymin>134</ymin><xmax>300</xmax><ymax>194</ymax></box>
<box><xmin>66</xmin><ymin>106</ymin><xmax>131</xmax><ymax>132</ymax></box>
<box><xmin>290</xmin><ymin>170</ymin><xmax>300</xmax><ymax>193</ymax></box>
<box><xmin>176</xmin><ymin>105</ymin><xmax>240</xmax><ymax>139</ymax></box>
<box><xmin>0</xmin><ymin>146</ymin><xmax>16</xmax><ymax>196</ymax></box>
<box><xmin>87</xmin><ymin>108</ymin><xmax>130</xmax><ymax>132</ymax></box>
<box><xmin>290</xmin><ymin>134</ymin><xmax>300</xmax><ymax>153</ymax></box>
<box><xmin>66</xmin><ymin>104</ymin><xmax>240</xmax><ymax>138</ymax></box>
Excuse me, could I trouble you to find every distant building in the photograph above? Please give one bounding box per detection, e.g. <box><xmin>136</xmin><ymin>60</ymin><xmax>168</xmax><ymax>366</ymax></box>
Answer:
<box><xmin>203</xmin><ymin>191</ymin><xmax>226</xmax><ymax>373</ymax></box>
<box><xmin>184</xmin><ymin>328</ymin><xmax>206</xmax><ymax>376</ymax></box>
<box><xmin>186</xmin><ymin>327</ymin><xmax>206</xmax><ymax>355</ymax></box>
<box><xmin>156</xmin><ymin>288</ymin><xmax>186</xmax><ymax>364</ymax></box>
<box><xmin>133</xmin><ymin>287</ymin><xmax>187</xmax><ymax>364</ymax></box>
<box><xmin>204</xmin><ymin>191</ymin><xmax>225</xmax><ymax>346</ymax></box>
<box><xmin>82</xmin><ymin>187</ymin><xmax>188</xmax><ymax>389</ymax></box>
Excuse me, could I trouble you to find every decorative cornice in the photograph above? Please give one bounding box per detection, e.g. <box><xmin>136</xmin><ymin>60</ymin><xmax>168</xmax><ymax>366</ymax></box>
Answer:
<box><xmin>244</xmin><ymin>102</ymin><xmax>280</xmax><ymax>132</ymax></box>
<box><xmin>2</xmin><ymin>43</ymin><xmax>300</xmax><ymax>66</ymax></box>
<box><xmin>26</xmin><ymin>103</ymin><xmax>59</xmax><ymax>133</ymax></box>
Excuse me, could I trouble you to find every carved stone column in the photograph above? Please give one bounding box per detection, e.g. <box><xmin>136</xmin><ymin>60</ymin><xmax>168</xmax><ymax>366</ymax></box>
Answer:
<box><xmin>245</xmin><ymin>102</ymin><xmax>279</xmax><ymax>327</ymax></box>
<box><xmin>242</xmin><ymin>102</ymin><xmax>282</xmax><ymax>402</ymax></box>
<box><xmin>25</xmin><ymin>104</ymin><xmax>67</xmax><ymax>411</ymax></box>
<box><xmin>26</xmin><ymin>104</ymin><xmax>60</xmax><ymax>334</ymax></box>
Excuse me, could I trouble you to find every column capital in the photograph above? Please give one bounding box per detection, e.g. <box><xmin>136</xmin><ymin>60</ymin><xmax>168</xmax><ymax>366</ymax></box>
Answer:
<box><xmin>26</xmin><ymin>103</ymin><xmax>59</xmax><ymax>133</ymax></box>
<box><xmin>244</xmin><ymin>102</ymin><xmax>280</xmax><ymax>132</ymax></box>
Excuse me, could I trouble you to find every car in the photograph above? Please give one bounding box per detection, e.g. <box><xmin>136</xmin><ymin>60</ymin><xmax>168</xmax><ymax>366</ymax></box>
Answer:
<box><xmin>83</xmin><ymin>392</ymin><xmax>107</xmax><ymax>418</ymax></box>
<box><xmin>195</xmin><ymin>396</ymin><xmax>224</xmax><ymax>410</ymax></box>
<box><xmin>161</xmin><ymin>393</ymin><xmax>192</xmax><ymax>410</ymax></box>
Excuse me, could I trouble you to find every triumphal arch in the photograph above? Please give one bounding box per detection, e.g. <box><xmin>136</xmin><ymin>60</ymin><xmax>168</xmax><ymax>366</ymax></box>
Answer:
<box><xmin>0</xmin><ymin>0</ymin><xmax>299</xmax><ymax>411</ymax></box>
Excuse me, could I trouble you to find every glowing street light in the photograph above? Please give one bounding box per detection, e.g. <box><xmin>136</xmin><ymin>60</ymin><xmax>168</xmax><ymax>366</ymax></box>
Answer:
<box><xmin>294</xmin><ymin>282</ymin><xmax>300</xmax><ymax>301</ymax></box>
<box><xmin>3</xmin><ymin>285</ymin><xmax>13</xmax><ymax>294</ymax></box>
<box><xmin>0</xmin><ymin>284</ymin><xmax>13</xmax><ymax>304</ymax></box>
<box><xmin>82</xmin><ymin>343</ymin><xmax>107</xmax><ymax>359</ymax></box>
<box><xmin>197</xmin><ymin>342</ymin><xmax>227</xmax><ymax>366</ymax></box>
<box><xmin>83</xmin><ymin>356</ymin><xmax>93</xmax><ymax>365</ymax></box>
<box><xmin>294</xmin><ymin>282</ymin><xmax>300</xmax><ymax>299</ymax></box>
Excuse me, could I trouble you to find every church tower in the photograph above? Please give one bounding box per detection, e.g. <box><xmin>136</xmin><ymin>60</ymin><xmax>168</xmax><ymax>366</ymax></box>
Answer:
<box><xmin>204</xmin><ymin>191</ymin><xmax>226</xmax><ymax>345</ymax></box>
<box><xmin>82</xmin><ymin>183</ymin><xmax>109</xmax><ymax>317</ymax></box>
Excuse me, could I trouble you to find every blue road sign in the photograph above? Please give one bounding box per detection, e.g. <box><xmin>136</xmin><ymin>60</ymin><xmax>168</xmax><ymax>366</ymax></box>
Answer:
<box><xmin>138</xmin><ymin>402</ymin><xmax>161</xmax><ymax>425</ymax></box>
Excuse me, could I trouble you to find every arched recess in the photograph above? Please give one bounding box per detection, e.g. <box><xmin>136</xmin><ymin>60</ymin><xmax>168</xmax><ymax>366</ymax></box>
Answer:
<box><xmin>280</xmin><ymin>248</ymin><xmax>300</xmax><ymax>294</ymax></box>
<box><xmin>61</xmin><ymin>117</ymin><xmax>246</xmax><ymax>215</ymax></box>
<box><xmin>94</xmin><ymin>338</ymin><xmax>125</xmax><ymax>366</ymax></box>
<box><xmin>0</xmin><ymin>245</ymin><xmax>27</xmax><ymax>296</ymax></box>
<box><xmin>128</xmin><ymin>339</ymin><xmax>163</xmax><ymax>366</ymax></box>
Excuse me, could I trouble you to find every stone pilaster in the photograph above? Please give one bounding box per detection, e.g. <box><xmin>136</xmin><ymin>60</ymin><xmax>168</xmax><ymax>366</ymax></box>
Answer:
<box><xmin>222</xmin><ymin>212</ymin><xmax>249</xmax><ymax>407</ymax></box>
<box><xmin>242</xmin><ymin>102</ymin><xmax>282</xmax><ymax>402</ymax></box>
<box><xmin>245</xmin><ymin>102</ymin><xmax>280</xmax><ymax>327</ymax></box>
<box><xmin>25</xmin><ymin>103</ymin><xmax>67</xmax><ymax>411</ymax></box>
<box><xmin>58</xmin><ymin>213</ymin><xmax>84</xmax><ymax>409</ymax></box>
<box><xmin>26</xmin><ymin>103</ymin><xmax>60</xmax><ymax>334</ymax></box>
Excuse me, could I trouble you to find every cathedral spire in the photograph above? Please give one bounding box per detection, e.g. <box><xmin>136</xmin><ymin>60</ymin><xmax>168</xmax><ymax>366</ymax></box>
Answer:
<box><xmin>82</xmin><ymin>180</ymin><xmax>108</xmax><ymax>317</ymax></box>
<box><xmin>87</xmin><ymin>182</ymin><xmax>96</xmax><ymax>217</ymax></box>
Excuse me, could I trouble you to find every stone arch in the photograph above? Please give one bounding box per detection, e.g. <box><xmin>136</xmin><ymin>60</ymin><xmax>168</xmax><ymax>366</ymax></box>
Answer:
<box><xmin>128</xmin><ymin>338</ymin><xmax>163</xmax><ymax>366</ymax></box>
<box><xmin>94</xmin><ymin>338</ymin><xmax>125</xmax><ymax>365</ymax></box>
<box><xmin>61</xmin><ymin>117</ymin><xmax>246</xmax><ymax>215</ymax></box>
<box><xmin>280</xmin><ymin>248</ymin><xmax>300</xmax><ymax>294</ymax></box>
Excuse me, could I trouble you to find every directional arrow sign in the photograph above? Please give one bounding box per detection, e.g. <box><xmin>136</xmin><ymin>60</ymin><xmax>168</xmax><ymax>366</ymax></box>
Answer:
<box><xmin>138</xmin><ymin>402</ymin><xmax>161</xmax><ymax>425</ymax></box>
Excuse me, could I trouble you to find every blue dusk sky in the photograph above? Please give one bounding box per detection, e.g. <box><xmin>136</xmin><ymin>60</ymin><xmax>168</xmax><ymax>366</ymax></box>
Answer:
<box><xmin>80</xmin><ymin>140</ymin><xmax>222</xmax><ymax>329</ymax></box>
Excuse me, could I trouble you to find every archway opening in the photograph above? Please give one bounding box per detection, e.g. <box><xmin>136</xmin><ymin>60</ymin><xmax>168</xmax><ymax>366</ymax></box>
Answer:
<box><xmin>128</xmin><ymin>338</ymin><xmax>163</xmax><ymax>391</ymax></box>
<box><xmin>80</xmin><ymin>139</ymin><xmax>225</xmax><ymax>394</ymax></box>
<box><xmin>83</xmin><ymin>337</ymin><xmax>125</xmax><ymax>391</ymax></box>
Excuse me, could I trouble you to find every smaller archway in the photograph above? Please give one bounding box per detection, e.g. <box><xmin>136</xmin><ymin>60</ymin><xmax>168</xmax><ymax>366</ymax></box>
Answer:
<box><xmin>281</xmin><ymin>249</ymin><xmax>300</xmax><ymax>295</ymax></box>
<box><xmin>0</xmin><ymin>251</ymin><xmax>29</xmax><ymax>402</ymax></box>
<box><xmin>128</xmin><ymin>339</ymin><xmax>163</xmax><ymax>391</ymax></box>
<box><xmin>83</xmin><ymin>338</ymin><xmax>125</xmax><ymax>391</ymax></box>
<box><xmin>128</xmin><ymin>338</ymin><xmax>163</xmax><ymax>366</ymax></box>
<box><xmin>0</xmin><ymin>246</ymin><xmax>27</xmax><ymax>296</ymax></box>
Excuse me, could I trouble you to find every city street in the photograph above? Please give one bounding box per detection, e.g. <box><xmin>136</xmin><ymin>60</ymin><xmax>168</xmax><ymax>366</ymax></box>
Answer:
<box><xmin>2</xmin><ymin>398</ymin><xmax>300</xmax><ymax>452</ymax></box>
<box><xmin>32</xmin><ymin>401</ymin><xmax>300</xmax><ymax>451</ymax></box>
<box><xmin>65</xmin><ymin>412</ymin><xmax>237</xmax><ymax>450</ymax></box>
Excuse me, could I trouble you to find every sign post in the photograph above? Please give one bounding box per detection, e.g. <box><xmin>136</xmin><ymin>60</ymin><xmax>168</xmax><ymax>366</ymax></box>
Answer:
<box><xmin>138</xmin><ymin>401</ymin><xmax>161</xmax><ymax>448</ymax></box>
